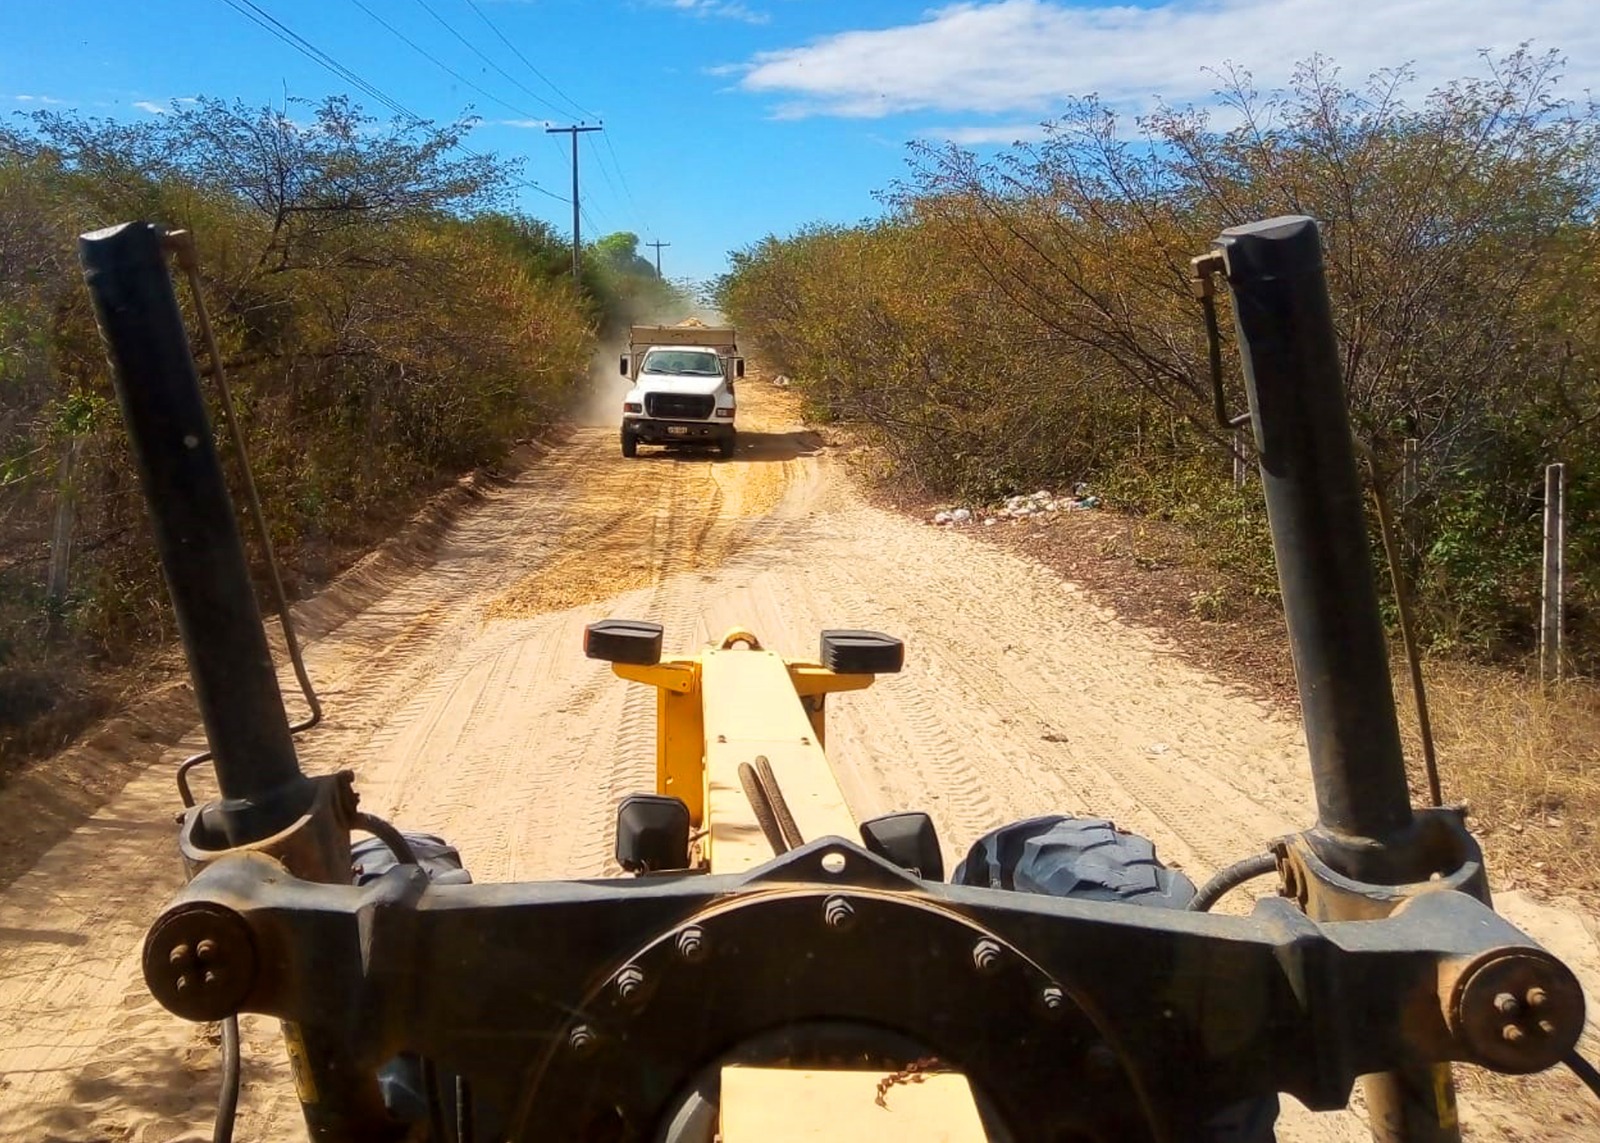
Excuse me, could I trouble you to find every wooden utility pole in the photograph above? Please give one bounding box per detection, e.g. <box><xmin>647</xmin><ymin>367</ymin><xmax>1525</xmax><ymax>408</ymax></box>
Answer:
<box><xmin>545</xmin><ymin>124</ymin><xmax>604</xmax><ymax>280</ymax></box>
<box><xmin>646</xmin><ymin>240</ymin><xmax>670</xmax><ymax>277</ymax></box>
<box><xmin>1540</xmin><ymin>462</ymin><xmax>1567</xmax><ymax>684</ymax></box>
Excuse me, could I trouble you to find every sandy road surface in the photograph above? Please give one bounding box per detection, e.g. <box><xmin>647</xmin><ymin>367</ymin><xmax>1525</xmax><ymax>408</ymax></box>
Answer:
<box><xmin>1</xmin><ymin>382</ymin><xmax>1596</xmax><ymax>1142</ymax></box>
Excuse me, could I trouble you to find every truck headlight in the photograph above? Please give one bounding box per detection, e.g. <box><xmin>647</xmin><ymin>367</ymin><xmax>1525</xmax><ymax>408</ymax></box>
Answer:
<box><xmin>623</xmin><ymin>402</ymin><xmax>642</xmax><ymax>414</ymax></box>
<box><xmin>715</xmin><ymin>408</ymin><xmax>735</xmax><ymax>419</ymax></box>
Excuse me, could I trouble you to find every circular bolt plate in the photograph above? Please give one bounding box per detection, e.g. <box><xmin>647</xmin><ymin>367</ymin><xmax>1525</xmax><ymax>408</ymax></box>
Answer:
<box><xmin>143</xmin><ymin>902</ymin><xmax>257</xmax><ymax>1022</ymax></box>
<box><xmin>1452</xmin><ymin>951</ymin><xmax>1585</xmax><ymax>1073</ymax></box>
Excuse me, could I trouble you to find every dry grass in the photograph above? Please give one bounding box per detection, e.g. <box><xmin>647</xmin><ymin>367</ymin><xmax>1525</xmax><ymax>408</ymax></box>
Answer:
<box><xmin>1400</xmin><ymin>662</ymin><xmax>1600</xmax><ymax>901</ymax></box>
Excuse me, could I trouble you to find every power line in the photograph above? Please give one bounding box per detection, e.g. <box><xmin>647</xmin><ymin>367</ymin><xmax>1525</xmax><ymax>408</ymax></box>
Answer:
<box><xmin>459</xmin><ymin>0</ymin><xmax>597</xmax><ymax>122</ymax></box>
<box><xmin>219</xmin><ymin>0</ymin><xmax>420</xmax><ymax>122</ymax></box>
<box><xmin>348</xmin><ymin>0</ymin><xmax>551</xmax><ymax>124</ymax></box>
<box><xmin>600</xmin><ymin>129</ymin><xmax>650</xmax><ymax>233</ymax></box>
<box><xmin>584</xmin><ymin>132</ymin><xmax>626</xmax><ymax>221</ymax></box>
<box><xmin>214</xmin><ymin>0</ymin><xmax>566</xmax><ymax>205</ymax></box>
<box><xmin>411</xmin><ymin>0</ymin><xmax>572</xmax><ymax>120</ymax></box>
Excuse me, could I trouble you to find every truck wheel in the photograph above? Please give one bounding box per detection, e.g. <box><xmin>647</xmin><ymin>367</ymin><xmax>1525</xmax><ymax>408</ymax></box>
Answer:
<box><xmin>622</xmin><ymin>430</ymin><xmax>638</xmax><ymax>458</ymax></box>
<box><xmin>716</xmin><ymin>433</ymin><xmax>736</xmax><ymax>460</ymax></box>
<box><xmin>953</xmin><ymin>816</ymin><xmax>1278</xmax><ymax>1143</ymax></box>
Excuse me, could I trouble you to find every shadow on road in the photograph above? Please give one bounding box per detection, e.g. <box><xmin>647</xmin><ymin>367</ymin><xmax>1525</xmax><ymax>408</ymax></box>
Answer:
<box><xmin>630</xmin><ymin>430</ymin><xmax>822</xmax><ymax>464</ymax></box>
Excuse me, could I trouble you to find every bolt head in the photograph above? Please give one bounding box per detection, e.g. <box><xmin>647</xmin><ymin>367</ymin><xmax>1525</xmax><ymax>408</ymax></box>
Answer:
<box><xmin>568</xmin><ymin>1024</ymin><xmax>599</xmax><ymax>1057</ymax></box>
<box><xmin>1494</xmin><ymin>991</ymin><xmax>1521</xmax><ymax>1016</ymax></box>
<box><xmin>823</xmin><ymin>896</ymin><xmax>856</xmax><ymax>932</ymax></box>
<box><xmin>1526</xmin><ymin>987</ymin><xmax>1549</xmax><ymax>1009</ymax></box>
<box><xmin>676</xmin><ymin>926</ymin><xmax>709</xmax><ymax>964</ymax></box>
<box><xmin>1040</xmin><ymin>986</ymin><xmax>1065</xmax><ymax>1017</ymax></box>
<box><xmin>614</xmin><ymin>967</ymin><xmax>646</xmax><ymax>1005</ymax></box>
<box><xmin>1502</xmin><ymin>1024</ymin><xmax>1526</xmax><ymax>1044</ymax></box>
<box><xmin>972</xmin><ymin>939</ymin><xmax>1003</xmax><ymax>976</ymax></box>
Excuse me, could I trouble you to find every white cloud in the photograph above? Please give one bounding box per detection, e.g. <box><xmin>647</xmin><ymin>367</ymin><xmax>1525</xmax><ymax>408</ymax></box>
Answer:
<box><xmin>924</xmin><ymin>122</ymin><xmax>1051</xmax><ymax>145</ymax></box>
<box><xmin>132</xmin><ymin>100</ymin><xmax>168</xmax><ymax>114</ymax></box>
<box><xmin>12</xmin><ymin>94</ymin><xmax>65</xmax><ymax>104</ymax></box>
<box><xmin>498</xmin><ymin>118</ymin><xmax>554</xmax><ymax>128</ymax></box>
<box><xmin>735</xmin><ymin>0</ymin><xmax>1600</xmax><ymax>119</ymax></box>
<box><xmin>662</xmin><ymin>0</ymin><xmax>769</xmax><ymax>24</ymax></box>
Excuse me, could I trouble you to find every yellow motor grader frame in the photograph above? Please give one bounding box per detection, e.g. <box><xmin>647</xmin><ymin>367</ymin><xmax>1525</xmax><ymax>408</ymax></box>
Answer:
<box><xmin>586</xmin><ymin>619</ymin><xmax>990</xmax><ymax>1139</ymax></box>
<box><xmin>601</xmin><ymin>625</ymin><xmax>868</xmax><ymax>870</ymax></box>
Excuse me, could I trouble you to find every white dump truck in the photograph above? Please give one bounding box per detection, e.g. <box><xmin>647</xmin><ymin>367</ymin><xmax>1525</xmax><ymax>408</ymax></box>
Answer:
<box><xmin>619</xmin><ymin>322</ymin><xmax>744</xmax><ymax>459</ymax></box>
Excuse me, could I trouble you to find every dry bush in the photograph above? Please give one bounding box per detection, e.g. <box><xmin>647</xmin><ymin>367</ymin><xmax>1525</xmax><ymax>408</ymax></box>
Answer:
<box><xmin>1397</xmin><ymin>662</ymin><xmax>1600</xmax><ymax>896</ymax></box>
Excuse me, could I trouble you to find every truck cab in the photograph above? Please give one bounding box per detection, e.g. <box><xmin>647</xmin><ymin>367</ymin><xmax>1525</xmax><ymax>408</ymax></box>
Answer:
<box><xmin>620</xmin><ymin>325</ymin><xmax>744</xmax><ymax>460</ymax></box>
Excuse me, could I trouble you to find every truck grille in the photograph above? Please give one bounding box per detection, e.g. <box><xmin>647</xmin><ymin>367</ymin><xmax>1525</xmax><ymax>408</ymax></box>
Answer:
<box><xmin>644</xmin><ymin>393</ymin><xmax>716</xmax><ymax>420</ymax></box>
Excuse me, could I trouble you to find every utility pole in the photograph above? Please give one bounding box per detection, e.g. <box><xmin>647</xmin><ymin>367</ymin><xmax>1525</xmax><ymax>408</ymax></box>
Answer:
<box><xmin>545</xmin><ymin>124</ymin><xmax>603</xmax><ymax>281</ymax></box>
<box><xmin>646</xmin><ymin>240</ymin><xmax>670</xmax><ymax>277</ymax></box>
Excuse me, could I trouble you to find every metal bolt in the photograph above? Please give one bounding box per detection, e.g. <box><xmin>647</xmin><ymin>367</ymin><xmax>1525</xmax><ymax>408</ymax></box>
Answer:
<box><xmin>1040</xmin><ymin>986</ymin><xmax>1065</xmax><ymax>1017</ymax></box>
<box><xmin>1502</xmin><ymin>1024</ymin><xmax>1526</xmax><ymax>1044</ymax></box>
<box><xmin>614</xmin><ymin>967</ymin><xmax>646</xmax><ymax>1005</ymax></box>
<box><xmin>677</xmin><ymin>926</ymin><xmax>709</xmax><ymax>964</ymax></box>
<box><xmin>175</xmin><ymin>974</ymin><xmax>191</xmax><ymax>993</ymax></box>
<box><xmin>1526</xmin><ymin>987</ymin><xmax>1548</xmax><ymax>1009</ymax></box>
<box><xmin>823</xmin><ymin>896</ymin><xmax>856</xmax><ymax>932</ymax></box>
<box><xmin>196</xmin><ymin>939</ymin><xmax>218</xmax><ymax>962</ymax></box>
<box><xmin>568</xmin><ymin>1024</ymin><xmax>598</xmax><ymax>1057</ymax></box>
<box><xmin>1538</xmin><ymin>1019</ymin><xmax>1556</xmax><ymax>1036</ymax></box>
<box><xmin>169</xmin><ymin>943</ymin><xmax>194</xmax><ymax>968</ymax></box>
<box><xmin>203</xmin><ymin>970</ymin><xmax>219</xmax><ymax>987</ymax></box>
<box><xmin>1493</xmin><ymin>992</ymin><xmax>1521</xmax><ymax>1016</ymax></box>
<box><xmin>972</xmin><ymin>939</ymin><xmax>1003</xmax><ymax>976</ymax></box>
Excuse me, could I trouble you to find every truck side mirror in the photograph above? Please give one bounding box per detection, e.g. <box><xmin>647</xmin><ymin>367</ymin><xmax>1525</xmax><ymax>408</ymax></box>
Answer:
<box><xmin>735</xmin><ymin>358</ymin><xmax>745</xmax><ymax>379</ymax></box>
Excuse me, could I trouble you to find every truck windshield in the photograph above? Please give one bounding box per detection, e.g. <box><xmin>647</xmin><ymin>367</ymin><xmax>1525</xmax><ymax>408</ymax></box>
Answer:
<box><xmin>640</xmin><ymin>350</ymin><xmax>723</xmax><ymax>377</ymax></box>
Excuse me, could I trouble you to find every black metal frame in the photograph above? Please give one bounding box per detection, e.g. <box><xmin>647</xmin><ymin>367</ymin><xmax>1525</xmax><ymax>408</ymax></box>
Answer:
<box><xmin>80</xmin><ymin>216</ymin><xmax>1588</xmax><ymax>1143</ymax></box>
<box><xmin>144</xmin><ymin>835</ymin><xmax>1580</xmax><ymax>1143</ymax></box>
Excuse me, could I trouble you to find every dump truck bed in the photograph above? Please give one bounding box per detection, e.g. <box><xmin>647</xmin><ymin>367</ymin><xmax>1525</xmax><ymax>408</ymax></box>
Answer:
<box><xmin>630</xmin><ymin>323</ymin><xmax>737</xmax><ymax>351</ymax></box>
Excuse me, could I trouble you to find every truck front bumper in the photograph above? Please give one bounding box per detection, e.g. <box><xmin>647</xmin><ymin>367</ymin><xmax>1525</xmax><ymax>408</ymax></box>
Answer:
<box><xmin>625</xmin><ymin>419</ymin><xmax>734</xmax><ymax>444</ymax></box>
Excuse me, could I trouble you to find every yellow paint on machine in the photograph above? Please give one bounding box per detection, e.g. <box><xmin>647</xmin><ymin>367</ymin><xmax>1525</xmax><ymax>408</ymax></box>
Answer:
<box><xmin>604</xmin><ymin>627</ymin><xmax>985</xmax><ymax>1142</ymax></box>
<box><xmin>720</xmin><ymin>1067</ymin><xmax>988</xmax><ymax>1142</ymax></box>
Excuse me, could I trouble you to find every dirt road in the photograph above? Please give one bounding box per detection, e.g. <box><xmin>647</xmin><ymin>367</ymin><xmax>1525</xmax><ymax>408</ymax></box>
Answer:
<box><xmin>1</xmin><ymin>381</ymin><xmax>1595</xmax><ymax>1142</ymax></box>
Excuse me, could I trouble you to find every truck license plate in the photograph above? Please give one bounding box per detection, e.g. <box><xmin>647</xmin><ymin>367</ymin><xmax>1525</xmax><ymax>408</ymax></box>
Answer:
<box><xmin>667</xmin><ymin>425</ymin><xmax>689</xmax><ymax>435</ymax></box>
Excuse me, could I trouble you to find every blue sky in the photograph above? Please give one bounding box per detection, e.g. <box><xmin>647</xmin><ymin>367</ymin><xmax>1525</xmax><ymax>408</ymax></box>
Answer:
<box><xmin>4</xmin><ymin>0</ymin><xmax>1595</xmax><ymax>289</ymax></box>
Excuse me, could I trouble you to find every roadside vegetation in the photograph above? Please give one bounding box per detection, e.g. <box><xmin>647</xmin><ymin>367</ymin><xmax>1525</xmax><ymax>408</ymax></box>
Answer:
<box><xmin>0</xmin><ymin>96</ymin><xmax>682</xmax><ymax>768</ymax></box>
<box><xmin>718</xmin><ymin>49</ymin><xmax>1600</xmax><ymax>891</ymax></box>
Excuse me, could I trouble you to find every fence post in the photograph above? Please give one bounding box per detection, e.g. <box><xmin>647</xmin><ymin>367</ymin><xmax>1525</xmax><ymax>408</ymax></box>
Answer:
<box><xmin>1539</xmin><ymin>462</ymin><xmax>1566</xmax><ymax>685</ymax></box>
<box><xmin>1401</xmin><ymin>438</ymin><xmax>1420</xmax><ymax>558</ymax></box>
<box><xmin>45</xmin><ymin>436</ymin><xmax>83</xmax><ymax>639</ymax></box>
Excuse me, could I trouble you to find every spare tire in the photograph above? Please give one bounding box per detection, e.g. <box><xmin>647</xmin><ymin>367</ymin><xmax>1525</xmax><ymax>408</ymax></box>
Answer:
<box><xmin>953</xmin><ymin>815</ymin><xmax>1278</xmax><ymax>1143</ymax></box>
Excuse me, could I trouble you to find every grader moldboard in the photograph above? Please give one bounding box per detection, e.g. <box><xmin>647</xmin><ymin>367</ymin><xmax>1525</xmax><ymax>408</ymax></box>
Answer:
<box><xmin>79</xmin><ymin>215</ymin><xmax>1598</xmax><ymax>1143</ymax></box>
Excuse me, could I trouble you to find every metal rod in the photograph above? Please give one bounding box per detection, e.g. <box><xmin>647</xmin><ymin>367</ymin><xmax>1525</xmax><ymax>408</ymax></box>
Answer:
<box><xmin>78</xmin><ymin>222</ymin><xmax>309</xmax><ymax>839</ymax></box>
<box><xmin>1214</xmin><ymin>216</ymin><xmax>1413</xmax><ymax>841</ymax></box>
<box><xmin>1540</xmin><ymin>462</ymin><xmax>1566</xmax><ymax>685</ymax></box>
